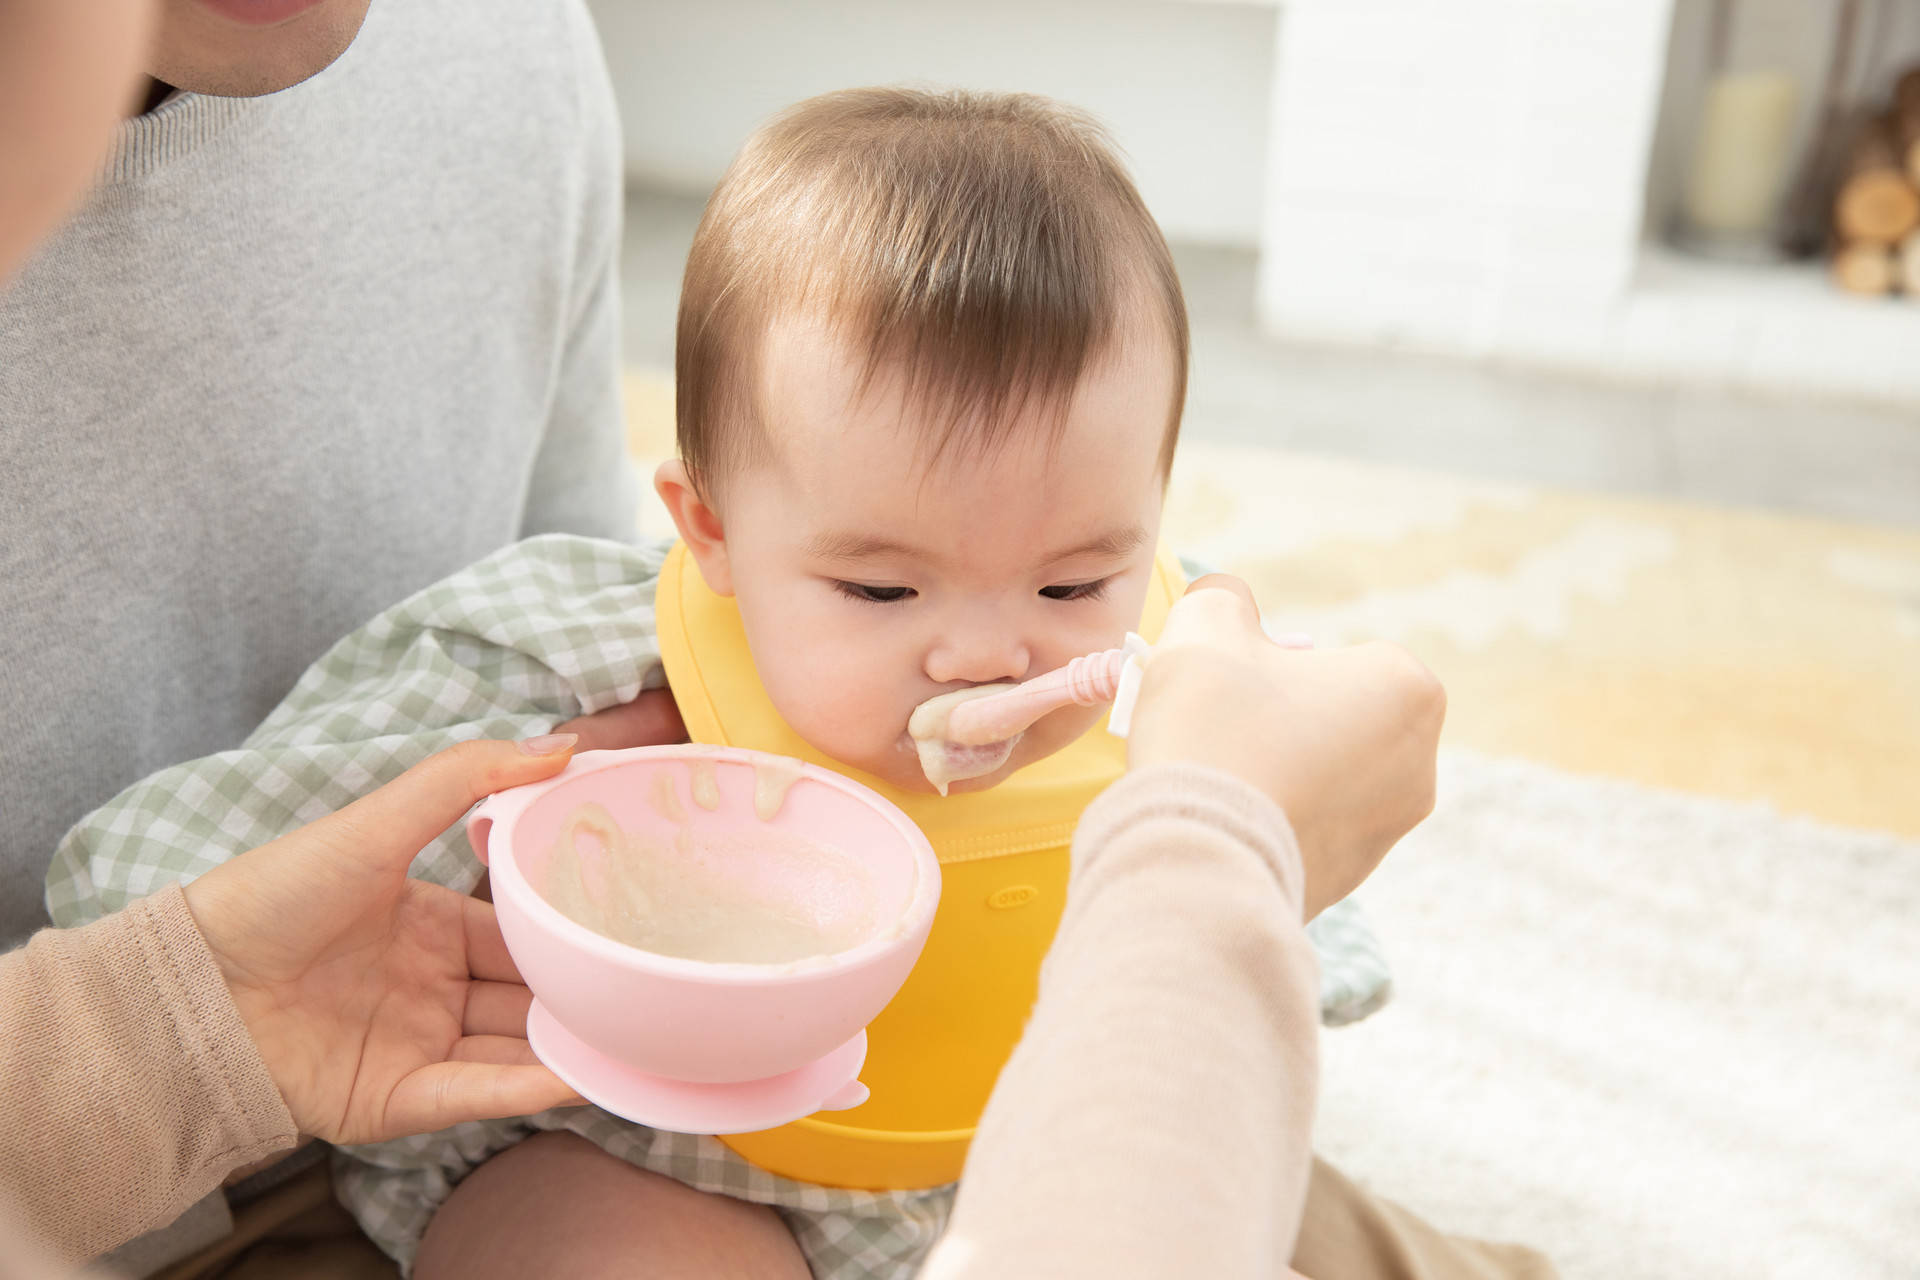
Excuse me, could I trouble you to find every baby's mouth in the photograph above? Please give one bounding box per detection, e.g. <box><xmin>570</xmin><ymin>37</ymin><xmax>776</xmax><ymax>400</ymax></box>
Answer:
<box><xmin>905</xmin><ymin>684</ymin><xmax>1021</xmax><ymax>795</ymax></box>
<box><xmin>898</xmin><ymin>729</ymin><xmax>1021</xmax><ymax>790</ymax></box>
<box><xmin>909</xmin><ymin>735</ymin><xmax>1021</xmax><ymax>796</ymax></box>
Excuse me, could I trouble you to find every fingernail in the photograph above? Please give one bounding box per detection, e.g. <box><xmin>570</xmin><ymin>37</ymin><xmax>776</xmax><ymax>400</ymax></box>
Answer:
<box><xmin>518</xmin><ymin>733</ymin><xmax>578</xmax><ymax>756</ymax></box>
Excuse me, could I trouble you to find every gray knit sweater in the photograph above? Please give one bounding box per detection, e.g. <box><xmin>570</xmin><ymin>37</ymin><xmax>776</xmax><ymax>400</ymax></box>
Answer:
<box><xmin>0</xmin><ymin>0</ymin><xmax>637</xmax><ymax>947</ymax></box>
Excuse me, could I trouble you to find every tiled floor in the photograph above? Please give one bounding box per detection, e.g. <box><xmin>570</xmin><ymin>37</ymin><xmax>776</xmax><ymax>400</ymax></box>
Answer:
<box><xmin>623</xmin><ymin>186</ymin><xmax>1920</xmax><ymax>528</ymax></box>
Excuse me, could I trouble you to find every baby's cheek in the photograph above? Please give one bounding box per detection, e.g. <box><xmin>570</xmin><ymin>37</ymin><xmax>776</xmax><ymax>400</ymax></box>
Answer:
<box><xmin>813</xmin><ymin>681</ymin><xmax>904</xmax><ymax>745</ymax></box>
<box><xmin>1043</xmin><ymin>594</ymin><xmax>1144</xmax><ymax>665</ymax></box>
<box><xmin>764</xmin><ymin>649</ymin><xmax>901</xmax><ymax>749</ymax></box>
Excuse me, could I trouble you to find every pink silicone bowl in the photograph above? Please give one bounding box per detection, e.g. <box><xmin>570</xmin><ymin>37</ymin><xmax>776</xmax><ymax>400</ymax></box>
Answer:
<box><xmin>467</xmin><ymin>745</ymin><xmax>941</xmax><ymax>1086</ymax></box>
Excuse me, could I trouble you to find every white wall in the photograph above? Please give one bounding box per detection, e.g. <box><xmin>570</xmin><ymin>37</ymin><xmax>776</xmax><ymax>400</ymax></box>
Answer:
<box><xmin>1256</xmin><ymin>0</ymin><xmax>1677</xmax><ymax>357</ymax></box>
<box><xmin>586</xmin><ymin>0</ymin><xmax>1278</xmax><ymax>246</ymax></box>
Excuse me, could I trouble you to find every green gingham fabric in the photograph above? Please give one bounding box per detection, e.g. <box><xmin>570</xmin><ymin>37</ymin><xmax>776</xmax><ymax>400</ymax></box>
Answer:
<box><xmin>47</xmin><ymin>531</ymin><xmax>1391</xmax><ymax>1276</ymax></box>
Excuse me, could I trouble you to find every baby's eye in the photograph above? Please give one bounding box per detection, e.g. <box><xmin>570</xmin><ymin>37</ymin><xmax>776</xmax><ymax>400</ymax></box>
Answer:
<box><xmin>835</xmin><ymin>581</ymin><xmax>916</xmax><ymax>605</ymax></box>
<box><xmin>1039</xmin><ymin>579</ymin><xmax>1110</xmax><ymax>602</ymax></box>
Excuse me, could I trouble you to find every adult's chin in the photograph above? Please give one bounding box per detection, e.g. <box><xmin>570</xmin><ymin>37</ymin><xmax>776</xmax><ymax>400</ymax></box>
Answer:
<box><xmin>147</xmin><ymin>0</ymin><xmax>371</xmax><ymax>97</ymax></box>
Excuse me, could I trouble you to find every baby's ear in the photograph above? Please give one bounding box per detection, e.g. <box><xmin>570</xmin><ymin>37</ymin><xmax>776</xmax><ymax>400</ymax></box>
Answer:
<box><xmin>654</xmin><ymin>460</ymin><xmax>734</xmax><ymax>595</ymax></box>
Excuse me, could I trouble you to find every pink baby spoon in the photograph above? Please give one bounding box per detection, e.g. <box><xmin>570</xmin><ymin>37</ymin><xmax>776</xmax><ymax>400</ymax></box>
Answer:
<box><xmin>940</xmin><ymin>627</ymin><xmax>1318</xmax><ymax>747</ymax></box>
<box><xmin>941</xmin><ymin>634</ymin><xmax>1151</xmax><ymax>746</ymax></box>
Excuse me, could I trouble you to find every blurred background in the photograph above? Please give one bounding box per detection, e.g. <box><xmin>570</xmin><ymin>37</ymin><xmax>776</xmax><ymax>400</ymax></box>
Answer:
<box><xmin>587</xmin><ymin>4</ymin><xmax>1918</xmax><ymax>1276</ymax></box>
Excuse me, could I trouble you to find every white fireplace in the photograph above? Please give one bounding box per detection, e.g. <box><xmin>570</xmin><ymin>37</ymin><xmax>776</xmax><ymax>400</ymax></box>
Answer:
<box><xmin>1257</xmin><ymin>0</ymin><xmax>1920</xmax><ymax>405</ymax></box>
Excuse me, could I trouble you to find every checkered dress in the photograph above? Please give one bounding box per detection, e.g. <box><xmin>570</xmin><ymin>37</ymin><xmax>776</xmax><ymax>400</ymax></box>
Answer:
<box><xmin>47</xmin><ymin>533</ymin><xmax>1390</xmax><ymax>1276</ymax></box>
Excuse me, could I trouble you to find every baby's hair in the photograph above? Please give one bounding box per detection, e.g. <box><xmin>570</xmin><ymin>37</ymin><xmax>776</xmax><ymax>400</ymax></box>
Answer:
<box><xmin>675</xmin><ymin>87</ymin><xmax>1189</xmax><ymax>497</ymax></box>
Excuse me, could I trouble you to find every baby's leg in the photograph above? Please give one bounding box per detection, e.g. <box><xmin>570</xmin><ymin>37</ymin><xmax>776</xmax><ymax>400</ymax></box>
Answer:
<box><xmin>414</xmin><ymin>1131</ymin><xmax>810</xmax><ymax>1280</ymax></box>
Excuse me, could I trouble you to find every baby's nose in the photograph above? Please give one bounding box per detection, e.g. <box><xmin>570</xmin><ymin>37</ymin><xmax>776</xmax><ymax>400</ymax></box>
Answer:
<box><xmin>924</xmin><ymin>629</ymin><xmax>1031</xmax><ymax>688</ymax></box>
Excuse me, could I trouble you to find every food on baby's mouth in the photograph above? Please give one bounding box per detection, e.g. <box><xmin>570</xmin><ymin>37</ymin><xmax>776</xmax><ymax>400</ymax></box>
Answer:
<box><xmin>541</xmin><ymin>800</ymin><xmax>877</xmax><ymax>964</ymax></box>
<box><xmin>907</xmin><ymin>684</ymin><xmax>1020</xmax><ymax>795</ymax></box>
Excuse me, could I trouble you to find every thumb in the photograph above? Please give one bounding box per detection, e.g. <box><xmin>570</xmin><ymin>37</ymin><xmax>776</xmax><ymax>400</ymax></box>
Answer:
<box><xmin>1160</xmin><ymin>573</ymin><xmax>1262</xmax><ymax>648</ymax></box>
<box><xmin>1183</xmin><ymin>572</ymin><xmax>1258</xmax><ymax>612</ymax></box>
<box><xmin>317</xmin><ymin>736</ymin><xmax>578</xmax><ymax>875</ymax></box>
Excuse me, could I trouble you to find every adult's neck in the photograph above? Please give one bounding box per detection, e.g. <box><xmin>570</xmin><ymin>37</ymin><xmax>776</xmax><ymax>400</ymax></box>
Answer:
<box><xmin>134</xmin><ymin>77</ymin><xmax>175</xmax><ymax>117</ymax></box>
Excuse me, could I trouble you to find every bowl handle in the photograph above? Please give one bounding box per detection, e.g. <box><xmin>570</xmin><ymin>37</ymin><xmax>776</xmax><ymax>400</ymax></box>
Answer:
<box><xmin>464</xmin><ymin>760</ymin><xmax>574</xmax><ymax>867</ymax></box>
<box><xmin>465</xmin><ymin>803</ymin><xmax>496</xmax><ymax>867</ymax></box>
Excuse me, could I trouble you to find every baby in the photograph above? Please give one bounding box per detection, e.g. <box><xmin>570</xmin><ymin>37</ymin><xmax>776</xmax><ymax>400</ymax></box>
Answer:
<box><xmin>653</xmin><ymin>88</ymin><xmax>1184</xmax><ymax>801</ymax></box>
<box><xmin>48</xmin><ymin>88</ymin><xmax>1385</xmax><ymax>1277</ymax></box>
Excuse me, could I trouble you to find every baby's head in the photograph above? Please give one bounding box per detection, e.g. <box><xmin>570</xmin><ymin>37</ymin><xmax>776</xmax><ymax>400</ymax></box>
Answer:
<box><xmin>657</xmin><ymin>88</ymin><xmax>1188</xmax><ymax>794</ymax></box>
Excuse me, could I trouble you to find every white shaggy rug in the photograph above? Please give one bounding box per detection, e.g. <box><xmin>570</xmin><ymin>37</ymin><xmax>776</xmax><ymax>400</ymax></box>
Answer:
<box><xmin>1313</xmin><ymin>750</ymin><xmax>1920</xmax><ymax>1280</ymax></box>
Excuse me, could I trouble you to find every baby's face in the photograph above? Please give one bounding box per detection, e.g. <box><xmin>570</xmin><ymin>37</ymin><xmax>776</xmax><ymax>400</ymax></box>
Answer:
<box><xmin>668</xmin><ymin>316</ymin><xmax>1174</xmax><ymax>794</ymax></box>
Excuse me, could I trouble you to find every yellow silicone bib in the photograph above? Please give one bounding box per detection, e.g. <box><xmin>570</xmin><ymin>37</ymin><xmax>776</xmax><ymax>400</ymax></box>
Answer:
<box><xmin>655</xmin><ymin>542</ymin><xmax>1184</xmax><ymax>1189</ymax></box>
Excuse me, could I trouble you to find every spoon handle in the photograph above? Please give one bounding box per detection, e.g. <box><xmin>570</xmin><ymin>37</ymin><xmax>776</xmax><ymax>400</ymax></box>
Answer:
<box><xmin>943</xmin><ymin>647</ymin><xmax>1131</xmax><ymax>746</ymax></box>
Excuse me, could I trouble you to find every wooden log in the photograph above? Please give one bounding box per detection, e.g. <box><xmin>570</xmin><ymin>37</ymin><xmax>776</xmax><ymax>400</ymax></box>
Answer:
<box><xmin>1899</xmin><ymin>230</ymin><xmax>1920</xmax><ymax>296</ymax></box>
<box><xmin>1834</xmin><ymin>164</ymin><xmax>1920</xmax><ymax>245</ymax></box>
<box><xmin>1833</xmin><ymin>241</ymin><xmax>1896</xmax><ymax>295</ymax></box>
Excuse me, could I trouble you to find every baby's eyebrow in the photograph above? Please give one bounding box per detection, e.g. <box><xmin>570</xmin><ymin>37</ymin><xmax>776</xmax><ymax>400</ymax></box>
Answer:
<box><xmin>804</xmin><ymin>523</ymin><xmax>1145</xmax><ymax>566</ymax></box>
<box><xmin>1042</xmin><ymin>524</ymin><xmax>1146</xmax><ymax>564</ymax></box>
<box><xmin>804</xmin><ymin>531</ymin><xmax>927</xmax><ymax>562</ymax></box>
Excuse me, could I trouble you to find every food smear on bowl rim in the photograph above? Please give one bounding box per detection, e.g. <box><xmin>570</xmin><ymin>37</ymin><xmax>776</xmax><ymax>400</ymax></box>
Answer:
<box><xmin>539</xmin><ymin>766</ymin><xmax>882</xmax><ymax>964</ymax></box>
<box><xmin>752</xmin><ymin>755</ymin><xmax>806</xmax><ymax>821</ymax></box>
<box><xmin>648</xmin><ymin>770</ymin><xmax>686</xmax><ymax>823</ymax></box>
<box><xmin>689</xmin><ymin>758</ymin><xmax>721</xmax><ymax>811</ymax></box>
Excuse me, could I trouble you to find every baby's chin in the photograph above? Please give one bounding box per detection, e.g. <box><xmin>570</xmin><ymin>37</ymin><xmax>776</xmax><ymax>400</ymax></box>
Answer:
<box><xmin>847</xmin><ymin>740</ymin><xmax>1010</xmax><ymax>796</ymax></box>
<box><xmin>886</xmin><ymin>755</ymin><xmax>1022</xmax><ymax>796</ymax></box>
<box><xmin>938</xmin><ymin>766</ymin><xmax>1024</xmax><ymax>796</ymax></box>
<box><xmin>793</xmin><ymin>707</ymin><xmax>1102</xmax><ymax>796</ymax></box>
<box><xmin>871</xmin><ymin>726</ymin><xmax>1074</xmax><ymax>796</ymax></box>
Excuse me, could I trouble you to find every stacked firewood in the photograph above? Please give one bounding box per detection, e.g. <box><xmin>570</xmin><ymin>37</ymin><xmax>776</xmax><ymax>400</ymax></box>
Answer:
<box><xmin>1832</xmin><ymin>67</ymin><xmax>1920</xmax><ymax>295</ymax></box>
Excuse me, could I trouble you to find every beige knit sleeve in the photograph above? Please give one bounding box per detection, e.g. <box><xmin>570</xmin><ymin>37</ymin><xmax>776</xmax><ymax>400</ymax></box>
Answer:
<box><xmin>0</xmin><ymin>883</ymin><xmax>297</xmax><ymax>1265</ymax></box>
<box><xmin>925</xmin><ymin>763</ymin><xmax>1321</xmax><ymax>1280</ymax></box>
